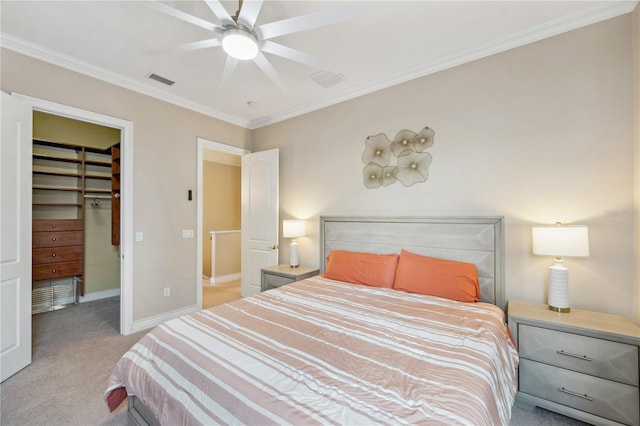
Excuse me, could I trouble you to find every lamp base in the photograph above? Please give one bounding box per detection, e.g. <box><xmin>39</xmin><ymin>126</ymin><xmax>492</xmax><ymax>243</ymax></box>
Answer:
<box><xmin>289</xmin><ymin>240</ymin><xmax>299</xmax><ymax>268</ymax></box>
<box><xmin>548</xmin><ymin>305</ymin><xmax>570</xmax><ymax>313</ymax></box>
<box><xmin>547</xmin><ymin>259</ymin><xmax>570</xmax><ymax>313</ymax></box>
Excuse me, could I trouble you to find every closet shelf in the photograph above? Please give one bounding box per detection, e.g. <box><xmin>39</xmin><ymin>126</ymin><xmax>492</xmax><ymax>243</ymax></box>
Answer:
<box><xmin>33</xmin><ymin>185</ymin><xmax>82</xmax><ymax>192</ymax></box>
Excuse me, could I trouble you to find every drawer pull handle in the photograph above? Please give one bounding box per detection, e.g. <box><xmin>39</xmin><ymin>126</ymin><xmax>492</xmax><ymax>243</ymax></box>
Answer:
<box><xmin>557</xmin><ymin>350</ymin><xmax>592</xmax><ymax>361</ymax></box>
<box><xmin>557</xmin><ymin>387</ymin><xmax>593</xmax><ymax>401</ymax></box>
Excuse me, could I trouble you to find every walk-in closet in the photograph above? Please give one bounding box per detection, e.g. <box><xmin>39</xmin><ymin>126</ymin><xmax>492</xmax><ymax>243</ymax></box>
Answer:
<box><xmin>31</xmin><ymin>111</ymin><xmax>121</xmax><ymax>315</ymax></box>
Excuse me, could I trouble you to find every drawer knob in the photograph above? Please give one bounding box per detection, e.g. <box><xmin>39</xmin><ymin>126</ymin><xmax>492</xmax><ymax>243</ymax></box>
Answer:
<box><xmin>52</xmin><ymin>253</ymin><xmax>56</xmax><ymax>257</ymax></box>
<box><xmin>51</xmin><ymin>269</ymin><xmax>56</xmax><ymax>273</ymax></box>
<box><xmin>52</xmin><ymin>237</ymin><xmax>57</xmax><ymax>241</ymax></box>
<box><xmin>52</xmin><ymin>224</ymin><xmax>56</xmax><ymax>228</ymax></box>
<box><xmin>557</xmin><ymin>387</ymin><xmax>593</xmax><ymax>401</ymax></box>
<box><xmin>557</xmin><ymin>350</ymin><xmax>592</xmax><ymax>362</ymax></box>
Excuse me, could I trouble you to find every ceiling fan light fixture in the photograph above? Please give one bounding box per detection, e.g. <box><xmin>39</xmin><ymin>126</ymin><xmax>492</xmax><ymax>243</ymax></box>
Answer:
<box><xmin>222</xmin><ymin>28</ymin><xmax>259</xmax><ymax>60</ymax></box>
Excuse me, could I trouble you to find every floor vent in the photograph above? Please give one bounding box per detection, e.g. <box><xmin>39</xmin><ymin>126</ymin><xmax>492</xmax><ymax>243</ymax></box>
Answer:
<box><xmin>308</xmin><ymin>70</ymin><xmax>345</xmax><ymax>88</ymax></box>
<box><xmin>146</xmin><ymin>72</ymin><xmax>175</xmax><ymax>86</ymax></box>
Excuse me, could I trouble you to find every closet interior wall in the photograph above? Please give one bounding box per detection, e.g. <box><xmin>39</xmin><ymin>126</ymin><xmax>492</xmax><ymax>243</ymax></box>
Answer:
<box><xmin>32</xmin><ymin>112</ymin><xmax>121</xmax><ymax>313</ymax></box>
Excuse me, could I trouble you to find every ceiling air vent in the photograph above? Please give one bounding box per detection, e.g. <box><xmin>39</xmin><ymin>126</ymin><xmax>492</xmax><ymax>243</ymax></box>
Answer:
<box><xmin>146</xmin><ymin>72</ymin><xmax>175</xmax><ymax>86</ymax></box>
<box><xmin>308</xmin><ymin>70</ymin><xmax>345</xmax><ymax>89</ymax></box>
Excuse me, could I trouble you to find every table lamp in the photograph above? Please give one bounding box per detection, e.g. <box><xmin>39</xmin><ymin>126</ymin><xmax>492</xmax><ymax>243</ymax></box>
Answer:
<box><xmin>532</xmin><ymin>223</ymin><xmax>589</xmax><ymax>312</ymax></box>
<box><xmin>283</xmin><ymin>220</ymin><xmax>305</xmax><ymax>268</ymax></box>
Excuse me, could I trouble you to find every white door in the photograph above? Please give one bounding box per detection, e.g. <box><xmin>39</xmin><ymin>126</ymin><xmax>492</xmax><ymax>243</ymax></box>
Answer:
<box><xmin>241</xmin><ymin>149</ymin><xmax>279</xmax><ymax>297</ymax></box>
<box><xmin>1</xmin><ymin>92</ymin><xmax>32</xmax><ymax>382</ymax></box>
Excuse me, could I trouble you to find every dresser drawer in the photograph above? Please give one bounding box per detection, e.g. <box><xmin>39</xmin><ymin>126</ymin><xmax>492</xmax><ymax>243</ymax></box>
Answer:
<box><xmin>33</xmin><ymin>246</ymin><xmax>83</xmax><ymax>264</ymax></box>
<box><xmin>33</xmin><ymin>219</ymin><xmax>83</xmax><ymax>232</ymax></box>
<box><xmin>519</xmin><ymin>324</ymin><xmax>639</xmax><ymax>386</ymax></box>
<box><xmin>33</xmin><ymin>261</ymin><xmax>83</xmax><ymax>281</ymax></box>
<box><xmin>263</xmin><ymin>273</ymin><xmax>294</xmax><ymax>290</ymax></box>
<box><xmin>33</xmin><ymin>230</ymin><xmax>83</xmax><ymax>248</ymax></box>
<box><xmin>520</xmin><ymin>359</ymin><xmax>639</xmax><ymax>425</ymax></box>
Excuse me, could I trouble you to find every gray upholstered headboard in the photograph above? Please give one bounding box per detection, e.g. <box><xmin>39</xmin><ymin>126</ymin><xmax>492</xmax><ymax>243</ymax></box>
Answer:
<box><xmin>319</xmin><ymin>216</ymin><xmax>505</xmax><ymax>309</ymax></box>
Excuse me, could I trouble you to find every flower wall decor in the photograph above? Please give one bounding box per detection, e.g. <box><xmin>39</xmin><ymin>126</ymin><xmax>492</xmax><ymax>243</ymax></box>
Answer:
<box><xmin>362</xmin><ymin>127</ymin><xmax>434</xmax><ymax>188</ymax></box>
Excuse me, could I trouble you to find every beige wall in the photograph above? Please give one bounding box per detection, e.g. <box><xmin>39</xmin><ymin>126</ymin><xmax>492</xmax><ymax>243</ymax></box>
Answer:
<box><xmin>1</xmin><ymin>49</ymin><xmax>251</xmax><ymax>321</ymax></box>
<box><xmin>254</xmin><ymin>15</ymin><xmax>636</xmax><ymax>319</ymax></box>
<box><xmin>633</xmin><ymin>4</ymin><xmax>640</xmax><ymax>324</ymax></box>
<box><xmin>34</xmin><ymin>111</ymin><xmax>120</xmax><ymax>150</ymax></box>
<box><xmin>84</xmin><ymin>202</ymin><xmax>120</xmax><ymax>294</ymax></box>
<box><xmin>202</xmin><ymin>161</ymin><xmax>241</xmax><ymax>278</ymax></box>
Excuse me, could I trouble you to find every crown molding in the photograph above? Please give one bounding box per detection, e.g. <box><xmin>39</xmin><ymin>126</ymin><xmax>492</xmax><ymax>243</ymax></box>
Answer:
<box><xmin>2</xmin><ymin>1</ymin><xmax>636</xmax><ymax>131</ymax></box>
<box><xmin>248</xmin><ymin>1</ymin><xmax>638</xmax><ymax>129</ymax></box>
<box><xmin>0</xmin><ymin>33</ymin><xmax>250</xmax><ymax>129</ymax></box>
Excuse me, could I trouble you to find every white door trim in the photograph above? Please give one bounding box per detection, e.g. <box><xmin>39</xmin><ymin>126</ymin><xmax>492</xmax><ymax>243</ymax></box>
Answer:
<box><xmin>196</xmin><ymin>137</ymin><xmax>248</xmax><ymax>308</ymax></box>
<box><xmin>13</xmin><ymin>93</ymin><xmax>134</xmax><ymax>335</ymax></box>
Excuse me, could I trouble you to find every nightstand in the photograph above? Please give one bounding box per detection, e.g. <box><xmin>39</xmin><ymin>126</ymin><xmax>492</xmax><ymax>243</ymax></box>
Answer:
<box><xmin>260</xmin><ymin>265</ymin><xmax>319</xmax><ymax>292</ymax></box>
<box><xmin>508</xmin><ymin>300</ymin><xmax>640</xmax><ymax>426</ymax></box>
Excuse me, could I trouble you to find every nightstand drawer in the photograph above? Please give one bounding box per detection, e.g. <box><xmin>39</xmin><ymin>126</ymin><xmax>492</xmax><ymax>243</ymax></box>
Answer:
<box><xmin>520</xmin><ymin>324</ymin><xmax>639</xmax><ymax>386</ymax></box>
<box><xmin>263</xmin><ymin>274</ymin><xmax>294</xmax><ymax>289</ymax></box>
<box><xmin>520</xmin><ymin>359</ymin><xmax>639</xmax><ymax>426</ymax></box>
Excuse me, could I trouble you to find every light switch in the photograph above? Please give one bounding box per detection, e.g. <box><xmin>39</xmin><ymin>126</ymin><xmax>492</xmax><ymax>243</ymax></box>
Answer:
<box><xmin>182</xmin><ymin>229</ymin><xmax>194</xmax><ymax>239</ymax></box>
<box><xmin>135</xmin><ymin>231</ymin><xmax>143</xmax><ymax>242</ymax></box>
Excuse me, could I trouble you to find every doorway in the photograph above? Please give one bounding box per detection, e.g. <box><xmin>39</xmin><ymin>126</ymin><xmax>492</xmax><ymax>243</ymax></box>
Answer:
<box><xmin>14</xmin><ymin>93</ymin><xmax>134</xmax><ymax>335</ymax></box>
<box><xmin>196</xmin><ymin>138</ymin><xmax>248</xmax><ymax>309</ymax></box>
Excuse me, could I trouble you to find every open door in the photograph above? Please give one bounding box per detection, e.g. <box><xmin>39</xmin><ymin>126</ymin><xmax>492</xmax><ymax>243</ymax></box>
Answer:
<box><xmin>241</xmin><ymin>149</ymin><xmax>279</xmax><ymax>297</ymax></box>
<box><xmin>1</xmin><ymin>92</ymin><xmax>33</xmax><ymax>381</ymax></box>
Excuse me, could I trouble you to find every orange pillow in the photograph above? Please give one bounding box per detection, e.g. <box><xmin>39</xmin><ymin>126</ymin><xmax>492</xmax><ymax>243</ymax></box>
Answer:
<box><xmin>323</xmin><ymin>250</ymin><xmax>399</xmax><ymax>288</ymax></box>
<box><xmin>393</xmin><ymin>250</ymin><xmax>479</xmax><ymax>302</ymax></box>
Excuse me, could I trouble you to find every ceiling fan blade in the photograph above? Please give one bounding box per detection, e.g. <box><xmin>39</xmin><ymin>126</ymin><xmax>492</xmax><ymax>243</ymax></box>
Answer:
<box><xmin>144</xmin><ymin>1</ymin><xmax>221</xmax><ymax>33</ymax></box>
<box><xmin>150</xmin><ymin>38</ymin><xmax>221</xmax><ymax>55</ymax></box>
<box><xmin>220</xmin><ymin>56</ymin><xmax>238</xmax><ymax>86</ymax></box>
<box><xmin>253</xmin><ymin>52</ymin><xmax>289</xmax><ymax>92</ymax></box>
<box><xmin>257</xmin><ymin>4</ymin><xmax>359</xmax><ymax>40</ymax></box>
<box><xmin>237</xmin><ymin>0</ymin><xmax>263</xmax><ymax>30</ymax></box>
<box><xmin>261</xmin><ymin>41</ymin><xmax>337</xmax><ymax>72</ymax></box>
<box><xmin>204</xmin><ymin>0</ymin><xmax>235</xmax><ymax>27</ymax></box>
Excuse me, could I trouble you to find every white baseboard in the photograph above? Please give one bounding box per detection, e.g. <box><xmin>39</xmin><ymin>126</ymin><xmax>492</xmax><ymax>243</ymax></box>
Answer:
<box><xmin>130</xmin><ymin>304</ymin><xmax>199</xmax><ymax>334</ymax></box>
<box><xmin>79</xmin><ymin>288</ymin><xmax>121</xmax><ymax>303</ymax></box>
<box><xmin>209</xmin><ymin>273</ymin><xmax>241</xmax><ymax>284</ymax></box>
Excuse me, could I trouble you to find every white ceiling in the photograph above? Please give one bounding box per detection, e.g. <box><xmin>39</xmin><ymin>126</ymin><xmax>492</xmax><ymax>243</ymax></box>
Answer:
<box><xmin>1</xmin><ymin>1</ymin><xmax>636</xmax><ymax>129</ymax></box>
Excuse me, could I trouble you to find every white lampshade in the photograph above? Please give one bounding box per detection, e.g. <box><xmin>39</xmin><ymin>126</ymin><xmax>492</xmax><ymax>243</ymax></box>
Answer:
<box><xmin>532</xmin><ymin>225</ymin><xmax>589</xmax><ymax>257</ymax></box>
<box><xmin>283</xmin><ymin>220</ymin><xmax>305</xmax><ymax>239</ymax></box>
<box><xmin>222</xmin><ymin>28</ymin><xmax>259</xmax><ymax>60</ymax></box>
<box><xmin>532</xmin><ymin>224</ymin><xmax>589</xmax><ymax>313</ymax></box>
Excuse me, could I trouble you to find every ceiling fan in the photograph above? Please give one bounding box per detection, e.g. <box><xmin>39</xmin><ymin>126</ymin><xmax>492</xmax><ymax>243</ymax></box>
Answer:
<box><xmin>145</xmin><ymin>0</ymin><xmax>358</xmax><ymax>92</ymax></box>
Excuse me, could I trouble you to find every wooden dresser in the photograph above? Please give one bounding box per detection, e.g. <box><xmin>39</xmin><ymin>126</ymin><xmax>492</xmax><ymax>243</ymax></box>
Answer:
<box><xmin>32</xmin><ymin>219</ymin><xmax>83</xmax><ymax>312</ymax></box>
<box><xmin>508</xmin><ymin>300</ymin><xmax>640</xmax><ymax>426</ymax></box>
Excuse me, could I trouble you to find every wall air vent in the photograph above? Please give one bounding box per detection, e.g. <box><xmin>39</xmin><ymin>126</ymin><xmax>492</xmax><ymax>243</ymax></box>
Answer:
<box><xmin>308</xmin><ymin>70</ymin><xmax>345</xmax><ymax>88</ymax></box>
<box><xmin>146</xmin><ymin>73</ymin><xmax>175</xmax><ymax>86</ymax></box>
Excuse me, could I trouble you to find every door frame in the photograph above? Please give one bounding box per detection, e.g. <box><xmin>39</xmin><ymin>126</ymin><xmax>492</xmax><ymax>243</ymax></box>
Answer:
<box><xmin>13</xmin><ymin>93</ymin><xmax>134</xmax><ymax>335</ymax></box>
<box><xmin>196</xmin><ymin>137</ymin><xmax>248</xmax><ymax>308</ymax></box>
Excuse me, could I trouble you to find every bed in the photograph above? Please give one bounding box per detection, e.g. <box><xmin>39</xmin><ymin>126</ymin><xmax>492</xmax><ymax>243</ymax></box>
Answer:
<box><xmin>105</xmin><ymin>216</ymin><xmax>518</xmax><ymax>425</ymax></box>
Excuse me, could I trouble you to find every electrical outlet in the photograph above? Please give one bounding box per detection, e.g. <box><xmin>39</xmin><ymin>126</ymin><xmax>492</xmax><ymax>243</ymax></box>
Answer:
<box><xmin>135</xmin><ymin>231</ymin><xmax>143</xmax><ymax>242</ymax></box>
<box><xmin>163</xmin><ymin>287</ymin><xmax>170</xmax><ymax>297</ymax></box>
<box><xmin>181</xmin><ymin>229</ymin><xmax>194</xmax><ymax>239</ymax></box>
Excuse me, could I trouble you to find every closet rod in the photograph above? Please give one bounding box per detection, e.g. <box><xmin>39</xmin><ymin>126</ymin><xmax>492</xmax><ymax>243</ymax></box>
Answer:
<box><xmin>84</xmin><ymin>194</ymin><xmax>111</xmax><ymax>199</ymax></box>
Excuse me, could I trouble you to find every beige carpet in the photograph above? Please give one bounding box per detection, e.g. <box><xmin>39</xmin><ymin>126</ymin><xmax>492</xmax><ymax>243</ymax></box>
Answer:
<box><xmin>202</xmin><ymin>279</ymin><xmax>241</xmax><ymax>309</ymax></box>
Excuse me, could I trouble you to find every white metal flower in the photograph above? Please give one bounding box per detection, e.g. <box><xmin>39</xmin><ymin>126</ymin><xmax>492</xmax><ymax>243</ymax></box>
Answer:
<box><xmin>412</xmin><ymin>127</ymin><xmax>435</xmax><ymax>153</ymax></box>
<box><xmin>393</xmin><ymin>151</ymin><xmax>432</xmax><ymax>186</ymax></box>
<box><xmin>363</xmin><ymin>163</ymin><xmax>383</xmax><ymax>189</ymax></box>
<box><xmin>390</xmin><ymin>129</ymin><xmax>417</xmax><ymax>157</ymax></box>
<box><xmin>362</xmin><ymin>133</ymin><xmax>391</xmax><ymax>167</ymax></box>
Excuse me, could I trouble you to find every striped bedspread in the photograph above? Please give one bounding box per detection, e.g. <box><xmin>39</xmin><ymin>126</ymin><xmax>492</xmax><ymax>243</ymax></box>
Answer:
<box><xmin>105</xmin><ymin>276</ymin><xmax>519</xmax><ymax>425</ymax></box>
